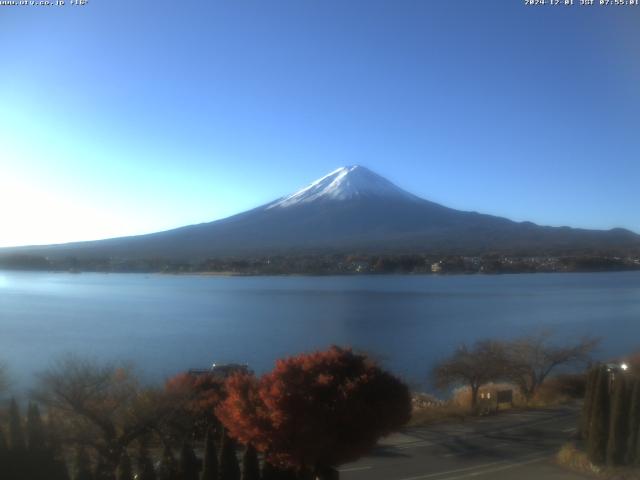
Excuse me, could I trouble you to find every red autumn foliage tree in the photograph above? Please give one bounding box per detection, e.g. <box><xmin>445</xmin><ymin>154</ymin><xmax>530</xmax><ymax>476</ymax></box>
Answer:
<box><xmin>216</xmin><ymin>346</ymin><xmax>411</xmax><ymax>475</ymax></box>
<box><xmin>164</xmin><ymin>372</ymin><xmax>226</xmax><ymax>435</ymax></box>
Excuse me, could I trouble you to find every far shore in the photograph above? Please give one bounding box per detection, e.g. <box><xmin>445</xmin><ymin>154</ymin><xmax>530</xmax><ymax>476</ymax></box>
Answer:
<box><xmin>2</xmin><ymin>268</ymin><xmax>640</xmax><ymax>278</ymax></box>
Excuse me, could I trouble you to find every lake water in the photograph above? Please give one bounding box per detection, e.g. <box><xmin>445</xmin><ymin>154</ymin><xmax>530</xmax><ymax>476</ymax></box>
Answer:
<box><xmin>1</xmin><ymin>270</ymin><xmax>639</xmax><ymax>393</ymax></box>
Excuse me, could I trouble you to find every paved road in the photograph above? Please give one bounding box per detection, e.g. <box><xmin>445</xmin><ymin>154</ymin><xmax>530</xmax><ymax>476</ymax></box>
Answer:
<box><xmin>339</xmin><ymin>406</ymin><xmax>590</xmax><ymax>480</ymax></box>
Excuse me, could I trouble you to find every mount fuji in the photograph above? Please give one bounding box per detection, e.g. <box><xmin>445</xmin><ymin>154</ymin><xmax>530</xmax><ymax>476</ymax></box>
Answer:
<box><xmin>4</xmin><ymin>166</ymin><xmax>639</xmax><ymax>260</ymax></box>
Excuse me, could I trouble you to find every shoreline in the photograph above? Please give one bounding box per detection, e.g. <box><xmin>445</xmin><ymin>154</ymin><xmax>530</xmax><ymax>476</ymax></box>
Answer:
<box><xmin>2</xmin><ymin>268</ymin><xmax>640</xmax><ymax>277</ymax></box>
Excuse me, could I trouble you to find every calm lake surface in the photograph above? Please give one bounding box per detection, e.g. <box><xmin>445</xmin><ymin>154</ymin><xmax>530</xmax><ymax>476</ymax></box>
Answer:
<box><xmin>1</xmin><ymin>270</ymin><xmax>639</xmax><ymax>392</ymax></box>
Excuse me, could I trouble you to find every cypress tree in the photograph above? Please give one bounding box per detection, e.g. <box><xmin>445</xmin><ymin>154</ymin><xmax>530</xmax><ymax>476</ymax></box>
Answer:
<box><xmin>201</xmin><ymin>429</ymin><xmax>218</xmax><ymax>480</ymax></box>
<box><xmin>607</xmin><ymin>374</ymin><xmax>630</xmax><ymax>465</ymax></box>
<box><xmin>635</xmin><ymin>419</ymin><xmax>640</xmax><ymax>466</ymax></box>
<box><xmin>8</xmin><ymin>398</ymin><xmax>25</xmax><ymax>451</ymax></box>
<box><xmin>261</xmin><ymin>461</ymin><xmax>296</xmax><ymax>480</ymax></box>
<box><xmin>46</xmin><ymin>413</ymin><xmax>61</xmax><ymax>459</ymax></box>
<box><xmin>7</xmin><ymin>398</ymin><xmax>26</xmax><ymax>480</ymax></box>
<box><xmin>241</xmin><ymin>445</ymin><xmax>260</xmax><ymax>480</ymax></box>
<box><xmin>219</xmin><ymin>432</ymin><xmax>240</xmax><ymax>480</ymax></box>
<box><xmin>587</xmin><ymin>366</ymin><xmax>610</xmax><ymax>465</ymax></box>
<box><xmin>157</xmin><ymin>445</ymin><xmax>178</xmax><ymax>480</ymax></box>
<box><xmin>261</xmin><ymin>461</ymin><xmax>275</xmax><ymax>480</ymax></box>
<box><xmin>0</xmin><ymin>428</ymin><xmax>7</xmax><ymax>452</ymax></box>
<box><xmin>626</xmin><ymin>378</ymin><xmax>640</xmax><ymax>464</ymax></box>
<box><xmin>117</xmin><ymin>452</ymin><xmax>134</xmax><ymax>480</ymax></box>
<box><xmin>75</xmin><ymin>447</ymin><xmax>94</xmax><ymax>480</ymax></box>
<box><xmin>94</xmin><ymin>455</ymin><xmax>116</xmax><ymax>480</ymax></box>
<box><xmin>52</xmin><ymin>458</ymin><xmax>71</xmax><ymax>480</ymax></box>
<box><xmin>137</xmin><ymin>442</ymin><xmax>157</xmax><ymax>480</ymax></box>
<box><xmin>0</xmin><ymin>428</ymin><xmax>9</xmax><ymax>479</ymax></box>
<box><xmin>581</xmin><ymin>367</ymin><xmax>599</xmax><ymax>440</ymax></box>
<box><xmin>0</xmin><ymin>428</ymin><xmax>7</xmax><ymax>460</ymax></box>
<box><xmin>179</xmin><ymin>441</ymin><xmax>199</xmax><ymax>480</ymax></box>
<box><xmin>24</xmin><ymin>403</ymin><xmax>50</xmax><ymax>480</ymax></box>
<box><xmin>26</xmin><ymin>403</ymin><xmax>47</xmax><ymax>453</ymax></box>
<box><xmin>46</xmin><ymin>413</ymin><xmax>71</xmax><ymax>480</ymax></box>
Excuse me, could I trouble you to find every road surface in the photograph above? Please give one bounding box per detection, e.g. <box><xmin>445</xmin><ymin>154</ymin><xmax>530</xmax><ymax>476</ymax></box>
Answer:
<box><xmin>339</xmin><ymin>405</ymin><xmax>589</xmax><ymax>480</ymax></box>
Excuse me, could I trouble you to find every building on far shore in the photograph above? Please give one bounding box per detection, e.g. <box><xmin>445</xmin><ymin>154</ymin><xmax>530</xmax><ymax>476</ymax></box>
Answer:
<box><xmin>188</xmin><ymin>363</ymin><xmax>251</xmax><ymax>380</ymax></box>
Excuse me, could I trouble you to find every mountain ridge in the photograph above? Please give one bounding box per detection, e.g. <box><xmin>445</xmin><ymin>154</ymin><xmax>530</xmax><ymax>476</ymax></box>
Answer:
<box><xmin>1</xmin><ymin>165</ymin><xmax>639</xmax><ymax>260</ymax></box>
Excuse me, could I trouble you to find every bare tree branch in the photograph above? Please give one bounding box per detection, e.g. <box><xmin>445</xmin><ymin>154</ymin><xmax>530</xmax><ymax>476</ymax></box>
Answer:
<box><xmin>32</xmin><ymin>355</ymin><xmax>176</xmax><ymax>476</ymax></box>
<box><xmin>433</xmin><ymin>340</ymin><xmax>509</xmax><ymax>409</ymax></box>
<box><xmin>502</xmin><ymin>332</ymin><xmax>599</xmax><ymax>400</ymax></box>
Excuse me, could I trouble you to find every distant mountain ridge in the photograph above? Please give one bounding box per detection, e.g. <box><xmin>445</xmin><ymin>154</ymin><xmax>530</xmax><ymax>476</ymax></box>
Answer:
<box><xmin>3</xmin><ymin>166</ymin><xmax>639</xmax><ymax>260</ymax></box>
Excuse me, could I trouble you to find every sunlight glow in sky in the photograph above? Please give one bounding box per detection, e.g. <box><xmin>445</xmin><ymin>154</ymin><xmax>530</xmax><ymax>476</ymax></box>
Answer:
<box><xmin>1</xmin><ymin>1</ymin><xmax>639</xmax><ymax>247</ymax></box>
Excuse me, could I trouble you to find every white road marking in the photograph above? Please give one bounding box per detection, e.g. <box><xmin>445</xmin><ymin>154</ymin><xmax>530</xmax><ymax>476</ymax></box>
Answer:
<box><xmin>462</xmin><ymin>455</ymin><xmax>547</xmax><ymax>478</ymax></box>
<box><xmin>398</xmin><ymin>460</ymin><xmax>507</xmax><ymax>480</ymax></box>
<box><xmin>398</xmin><ymin>453</ymin><xmax>550</xmax><ymax>480</ymax></box>
<box><xmin>563</xmin><ymin>427</ymin><xmax>576</xmax><ymax>433</ymax></box>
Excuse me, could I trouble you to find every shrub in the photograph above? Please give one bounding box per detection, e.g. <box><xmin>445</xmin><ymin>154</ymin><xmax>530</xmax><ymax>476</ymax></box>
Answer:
<box><xmin>557</xmin><ymin>443</ymin><xmax>600</xmax><ymax>475</ymax></box>
<box><xmin>408</xmin><ymin>401</ymin><xmax>469</xmax><ymax>426</ymax></box>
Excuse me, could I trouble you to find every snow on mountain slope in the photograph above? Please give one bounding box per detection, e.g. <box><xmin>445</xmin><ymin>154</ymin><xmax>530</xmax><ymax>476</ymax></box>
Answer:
<box><xmin>266</xmin><ymin>165</ymin><xmax>418</xmax><ymax>209</ymax></box>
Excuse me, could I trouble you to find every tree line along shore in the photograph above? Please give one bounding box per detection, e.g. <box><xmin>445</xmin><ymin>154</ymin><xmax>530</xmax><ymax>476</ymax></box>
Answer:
<box><xmin>1</xmin><ymin>252</ymin><xmax>639</xmax><ymax>275</ymax></box>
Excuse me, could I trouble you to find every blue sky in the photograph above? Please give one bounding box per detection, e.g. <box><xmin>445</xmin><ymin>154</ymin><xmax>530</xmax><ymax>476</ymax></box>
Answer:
<box><xmin>1</xmin><ymin>0</ymin><xmax>639</xmax><ymax>247</ymax></box>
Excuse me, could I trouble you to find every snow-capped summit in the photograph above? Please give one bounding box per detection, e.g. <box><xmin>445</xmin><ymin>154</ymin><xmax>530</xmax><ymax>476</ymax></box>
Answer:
<box><xmin>266</xmin><ymin>165</ymin><xmax>417</xmax><ymax>209</ymax></box>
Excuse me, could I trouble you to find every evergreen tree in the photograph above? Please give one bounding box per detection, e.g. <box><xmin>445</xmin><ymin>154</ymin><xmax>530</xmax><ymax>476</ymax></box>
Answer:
<box><xmin>607</xmin><ymin>374</ymin><xmax>630</xmax><ymax>465</ymax></box>
<box><xmin>23</xmin><ymin>403</ymin><xmax>50</xmax><ymax>480</ymax></box>
<box><xmin>261</xmin><ymin>461</ymin><xmax>296</xmax><ymax>480</ymax></box>
<box><xmin>581</xmin><ymin>367</ymin><xmax>599</xmax><ymax>440</ymax></box>
<box><xmin>46</xmin><ymin>413</ymin><xmax>71</xmax><ymax>480</ymax></box>
<box><xmin>137</xmin><ymin>442</ymin><xmax>157</xmax><ymax>480</ymax></box>
<box><xmin>52</xmin><ymin>458</ymin><xmax>71</xmax><ymax>480</ymax></box>
<box><xmin>261</xmin><ymin>461</ymin><xmax>275</xmax><ymax>480</ymax></box>
<box><xmin>6</xmin><ymin>399</ymin><xmax>27</xmax><ymax>480</ymax></box>
<box><xmin>179</xmin><ymin>441</ymin><xmax>199</xmax><ymax>480</ymax></box>
<box><xmin>157</xmin><ymin>445</ymin><xmax>178</xmax><ymax>480</ymax></box>
<box><xmin>587</xmin><ymin>366</ymin><xmax>610</xmax><ymax>465</ymax></box>
<box><xmin>636</xmin><ymin>421</ymin><xmax>640</xmax><ymax>466</ymax></box>
<box><xmin>218</xmin><ymin>432</ymin><xmax>240</xmax><ymax>480</ymax></box>
<box><xmin>75</xmin><ymin>447</ymin><xmax>94</xmax><ymax>480</ymax></box>
<box><xmin>0</xmin><ymin>428</ymin><xmax>9</xmax><ymax>479</ymax></box>
<box><xmin>27</xmin><ymin>402</ymin><xmax>47</xmax><ymax>453</ymax></box>
<box><xmin>94</xmin><ymin>455</ymin><xmax>116</xmax><ymax>480</ymax></box>
<box><xmin>201</xmin><ymin>429</ymin><xmax>218</xmax><ymax>480</ymax></box>
<box><xmin>626</xmin><ymin>378</ymin><xmax>640</xmax><ymax>464</ymax></box>
<box><xmin>8</xmin><ymin>398</ymin><xmax>25</xmax><ymax>451</ymax></box>
<box><xmin>117</xmin><ymin>452</ymin><xmax>134</xmax><ymax>480</ymax></box>
<box><xmin>241</xmin><ymin>445</ymin><xmax>260</xmax><ymax>480</ymax></box>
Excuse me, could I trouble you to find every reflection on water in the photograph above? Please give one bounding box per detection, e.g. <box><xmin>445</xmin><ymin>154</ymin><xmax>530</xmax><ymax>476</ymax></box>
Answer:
<box><xmin>0</xmin><ymin>270</ymin><xmax>639</xmax><ymax>392</ymax></box>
